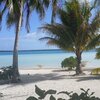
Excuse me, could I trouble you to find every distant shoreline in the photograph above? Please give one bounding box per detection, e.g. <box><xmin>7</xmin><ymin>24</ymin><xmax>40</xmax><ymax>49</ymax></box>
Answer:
<box><xmin>0</xmin><ymin>49</ymin><xmax>96</xmax><ymax>52</ymax></box>
<box><xmin>0</xmin><ymin>49</ymin><xmax>60</xmax><ymax>52</ymax></box>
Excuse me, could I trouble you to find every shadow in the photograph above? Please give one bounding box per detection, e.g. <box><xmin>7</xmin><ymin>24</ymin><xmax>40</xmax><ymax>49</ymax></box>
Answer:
<box><xmin>1</xmin><ymin>71</ymin><xmax>100</xmax><ymax>90</ymax></box>
<box><xmin>52</xmin><ymin>70</ymin><xmax>100</xmax><ymax>82</ymax></box>
<box><xmin>52</xmin><ymin>69</ymin><xmax>70</xmax><ymax>72</ymax></box>
<box><xmin>20</xmin><ymin>73</ymin><xmax>69</xmax><ymax>84</ymax></box>
<box><xmin>61</xmin><ymin>74</ymin><xmax>100</xmax><ymax>82</ymax></box>
<box><xmin>76</xmin><ymin>75</ymin><xmax>100</xmax><ymax>82</ymax></box>
<box><xmin>1</xmin><ymin>73</ymin><xmax>68</xmax><ymax>89</ymax></box>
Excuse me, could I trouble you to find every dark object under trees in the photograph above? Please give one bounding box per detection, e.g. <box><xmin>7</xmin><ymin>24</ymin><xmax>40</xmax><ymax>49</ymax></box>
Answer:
<box><xmin>0</xmin><ymin>66</ymin><xmax>20</xmax><ymax>84</ymax></box>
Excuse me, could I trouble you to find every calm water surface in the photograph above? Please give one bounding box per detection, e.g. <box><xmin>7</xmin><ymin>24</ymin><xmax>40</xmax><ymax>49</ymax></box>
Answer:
<box><xmin>0</xmin><ymin>50</ymin><xmax>100</xmax><ymax>69</ymax></box>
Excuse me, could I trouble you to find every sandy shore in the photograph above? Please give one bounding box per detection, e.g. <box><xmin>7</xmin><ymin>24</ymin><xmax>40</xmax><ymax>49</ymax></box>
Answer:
<box><xmin>0</xmin><ymin>69</ymin><xmax>100</xmax><ymax>100</ymax></box>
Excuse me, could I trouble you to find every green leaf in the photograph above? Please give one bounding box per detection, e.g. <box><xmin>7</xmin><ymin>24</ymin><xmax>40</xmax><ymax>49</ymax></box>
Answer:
<box><xmin>50</xmin><ymin>95</ymin><xmax>56</xmax><ymax>100</ymax></box>
<box><xmin>70</xmin><ymin>93</ymin><xmax>79</xmax><ymax>100</ymax></box>
<box><xmin>90</xmin><ymin>92</ymin><xmax>95</xmax><ymax>96</ymax></box>
<box><xmin>58</xmin><ymin>98</ymin><xmax>66</xmax><ymax>100</ymax></box>
<box><xmin>80</xmin><ymin>88</ymin><xmax>86</xmax><ymax>92</ymax></box>
<box><xmin>35</xmin><ymin>85</ymin><xmax>45</xmax><ymax>99</ymax></box>
<box><xmin>45</xmin><ymin>89</ymin><xmax>57</xmax><ymax>95</ymax></box>
<box><xmin>26</xmin><ymin>96</ymin><xmax>38</xmax><ymax>100</ymax></box>
<box><xmin>58</xmin><ymin>91</ymin><xmax>73</xmax><ymax>96</ymax></box>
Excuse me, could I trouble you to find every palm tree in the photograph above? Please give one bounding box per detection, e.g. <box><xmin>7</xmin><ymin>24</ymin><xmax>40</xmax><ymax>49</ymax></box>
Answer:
<box><xmin>39</xmin><ymin>0</ymin><xmax>100</xmax><ymax>75</ymax></box>
<box><xmin>0</xmin><ymin>0</ymin><xmax>45</xmax><ymax>82</ymax></box>
<box><xmin>0</xmin><ymin>0</ymin><xmax>59</xmax><ymax>82</ymax></box>
<box><xmin>0</xmin><ymin>0</ymin><xmax>24</xmax><ymax>82</ymax></box>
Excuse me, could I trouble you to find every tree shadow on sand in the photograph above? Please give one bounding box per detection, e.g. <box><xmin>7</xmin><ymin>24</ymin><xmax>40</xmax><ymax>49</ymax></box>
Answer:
<box><xmin>75</xmin><ymin>75</ymin><xmax>100</xmax><ymax>82</ymax></box>
<box><xmin>0</xmin><ymin>73</ymin><xmax>68</xmax><ymax>89</ymax></box>
<box><xmin>1</xmin><ymin>70</ymin><xmax>100</xmax><ymax>89</ymax></box>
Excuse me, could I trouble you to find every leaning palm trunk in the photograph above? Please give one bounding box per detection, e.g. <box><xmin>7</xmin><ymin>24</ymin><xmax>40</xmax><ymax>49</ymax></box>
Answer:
<box><xmin>12</xmin><ymin>1</ymin><xmax>23</xmax><ymax>82</ymax></box>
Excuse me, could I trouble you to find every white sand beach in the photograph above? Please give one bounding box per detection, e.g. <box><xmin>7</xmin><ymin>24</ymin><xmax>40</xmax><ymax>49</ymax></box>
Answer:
<box><xmin>0</xmin><ymin>69</ymin><xmax>100</xmax><ymax>100</ymax></box>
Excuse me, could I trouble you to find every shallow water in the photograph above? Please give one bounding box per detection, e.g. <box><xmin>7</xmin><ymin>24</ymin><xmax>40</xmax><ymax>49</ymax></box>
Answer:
<box><xmin>0</xmin><ymin>50</ymin><xmax>99</xmax><ymax>69</ymax></box>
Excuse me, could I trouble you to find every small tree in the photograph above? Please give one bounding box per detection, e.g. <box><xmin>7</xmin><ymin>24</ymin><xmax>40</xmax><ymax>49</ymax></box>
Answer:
<box><xmin>61</xmin><ymin>56</ymin><xmax>77</xmax><ymax>70</ymax></box>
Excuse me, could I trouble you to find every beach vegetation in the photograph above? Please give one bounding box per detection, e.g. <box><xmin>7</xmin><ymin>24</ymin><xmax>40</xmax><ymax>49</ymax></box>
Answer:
<box><xmin>26</xmin><ymin>85</ymin><xmax>100</xmax><ymax>100</ymax></box>
<box><xmin>39</xmin><ymin>0</ymin><xmax>100</xmax><ymax>75</ymax></box>
<box><xmin>0</xmin><ymin>66</ymin><xmax>18</xmax><ymax>83</ymax></box>
<box><xmin>61</xmin><ymin>56</ymin><xmax>77</xmax><ymax>70</ymax></box>
<box><xmin>91</xmin><ymin>68</ymin><xmax>100</xmax><ymax>75</ymax></box>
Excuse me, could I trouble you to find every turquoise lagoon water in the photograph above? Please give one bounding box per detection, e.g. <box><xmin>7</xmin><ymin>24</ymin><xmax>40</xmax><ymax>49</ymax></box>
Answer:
<box><xmin>0</xmin><ymin>50</ymin><xmax>100</xmax><ymax>69</ymax></box>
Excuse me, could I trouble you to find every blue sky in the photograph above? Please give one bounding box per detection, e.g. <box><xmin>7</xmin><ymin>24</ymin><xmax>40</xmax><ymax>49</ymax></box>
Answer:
<box><xmin>0</xmin><ymin>6</ymin><xmax>58</xmax><ymax>50</ymax></box>
<box><xmin>0</xmin><ymin>0</ymin><xmax>99</xmax><ymax>50</ymax></box>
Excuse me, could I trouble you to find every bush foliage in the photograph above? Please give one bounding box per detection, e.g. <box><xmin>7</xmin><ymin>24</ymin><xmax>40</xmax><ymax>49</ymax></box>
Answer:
<box><xmin>26</xmin><ymin>85</ymin><xmax>100</xmax><ymax>100</ymax></box>
<box><xmin>61</xmin><ymin>57</ymin><xmax>77</xmax><ymax>70</ymax></box>
<box><xmin>91</xmin><ymin>68</ymin><xmax>100</xmax><ymax>75</ymax></box>
<box><xmin>0</xmin><ymin>66</ymin><xmax>14</xmax><ymax>80</ymax></box>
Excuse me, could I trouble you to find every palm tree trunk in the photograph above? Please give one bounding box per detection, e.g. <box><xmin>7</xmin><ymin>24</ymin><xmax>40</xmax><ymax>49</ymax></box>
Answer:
<box><xmin>76</xmin><ymin>51</ymin><xmax>83</xmax><ymax>75</ymax></box>
<box><xmin>12</xmin><ymin>1</ymin><xmax>23</xmax><ymax>82</ymax></box>
<box><xmin>12</xmin><ymin>31</ymin><xmax>19</xmax><ymax>82</ymax></box>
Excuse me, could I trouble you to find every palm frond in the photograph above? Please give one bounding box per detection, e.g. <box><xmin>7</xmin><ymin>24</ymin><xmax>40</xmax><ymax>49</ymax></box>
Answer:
<box><xmin>39</xmin><ymin>0</ymin><xmax>100</xmax><ymax>53</ymax></box>
<box><xmin>90</xmin><ymin>12</ymin><xmax>100</xmax><ymax>34</ymax></box>
<box><xmin>87</xmin><ymin>34</ymin><xmax>100</xmax><ymax>49</ymax></box>
<box><xmin>43</xmin><ymin>0</ymin><xmax>50</xmax><ymax>9</ymax></box>
<box><xmin>6</xmin><ymin>11</ymin><xmax>17</xmax><ymax>28</ymax></box>
<box><xmin>25</xmin><ymin>0</ymin><xmax>30</xmax><ymax>33</ymax></box>
<box><xmin>51</xmin><ymin>0</ymin><xmax>58</xmax><ymax>23</ymax></box>
<box><xmin>96</xmin><ymin>48</ymin><xmax>100</xmax><ymax>59</ymax></box>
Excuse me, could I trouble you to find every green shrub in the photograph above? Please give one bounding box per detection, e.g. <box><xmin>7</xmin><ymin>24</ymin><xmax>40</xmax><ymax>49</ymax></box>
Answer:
<box><xmin>0</xmin><ymin>66</ymin><xmax>14</xmax><ymax>80</ymax></box>
<box><xmin>91</xmin><ymin>68</ymin><xmax>100</xmax><ymax>75</ymax></box>
<box><xmin>61</xmin><ymin>57</ymin><xmax>77</xmax><ymax>70</ymax></box>
<box><xmin>26</xmin><ymin>85</ymin><xmax>100</xmax><ymax>100</ymax></box>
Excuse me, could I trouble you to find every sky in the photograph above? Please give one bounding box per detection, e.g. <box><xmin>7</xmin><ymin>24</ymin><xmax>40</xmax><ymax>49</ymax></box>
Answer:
<box><xmin>0</xmin><ymin>6</ymin><xmax>57</xmax><ymax>50</ymax></box>
<box><xmin>0</xmin><ymin>0</ymin><xmax>99</xmax><ymax>50</ymax></box>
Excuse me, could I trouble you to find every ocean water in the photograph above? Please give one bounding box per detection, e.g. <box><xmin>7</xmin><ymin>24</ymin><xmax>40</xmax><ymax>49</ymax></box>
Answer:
<box><xmin>0</xmin><ymin>50</ymin><xmax>100</xmax><ymax>69</ymax></box>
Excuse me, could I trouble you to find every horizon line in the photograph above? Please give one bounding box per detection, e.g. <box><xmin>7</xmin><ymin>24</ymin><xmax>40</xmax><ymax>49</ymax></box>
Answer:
<box><xmin>0</xmin><ymin>49</ymin><xmax>61</xmax><ymax>52</ymax></box>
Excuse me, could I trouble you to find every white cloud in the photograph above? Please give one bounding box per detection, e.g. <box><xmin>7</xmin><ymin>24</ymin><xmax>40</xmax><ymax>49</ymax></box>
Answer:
<box><xmin>23</xmin><ymin>32</ymin><xmax>37</xmax><ymax>39</ymax></box>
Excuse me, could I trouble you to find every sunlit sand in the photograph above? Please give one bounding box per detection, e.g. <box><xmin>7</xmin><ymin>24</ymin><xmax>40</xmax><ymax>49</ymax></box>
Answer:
<box><xmin>0</xmin><ymin>68</ymin><xmax>100</xmax><ymax>100</ymax></box>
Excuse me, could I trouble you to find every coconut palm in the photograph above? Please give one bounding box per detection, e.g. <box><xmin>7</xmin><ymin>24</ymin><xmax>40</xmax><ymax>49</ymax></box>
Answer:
<box><xmin>0</xmin><ymin>0</ymin><xmax>59</xmax><ymax>82</ymax></box>
<box><xmin>0</xmin><ymin>0</ymin><xmax>46</xmax><ymax>82</ymax></box>
<box><xmin>40</xmin><ymin>0</ymin><xmax>100</xmax><ymax>75</ymax></box>
<box><xmin>0</xmin><ymin>0</ymin><xmax>24</xmax><ymax>82</ymax></box>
